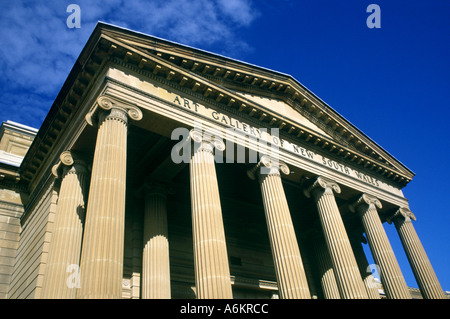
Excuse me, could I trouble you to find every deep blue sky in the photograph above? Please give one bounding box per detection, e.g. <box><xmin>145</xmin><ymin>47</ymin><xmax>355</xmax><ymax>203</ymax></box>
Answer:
<box><xmin>1</xmin><ymin>1</ymin><xmax>449</xmax><ymax>294</ymax></box>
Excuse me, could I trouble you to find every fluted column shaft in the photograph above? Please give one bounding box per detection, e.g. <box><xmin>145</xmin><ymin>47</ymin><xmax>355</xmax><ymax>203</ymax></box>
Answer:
<box><xmin>351</xmin><ymin>194</ymin><xmax>410</xmax><ymax>299</ymax></box>
<box><xmin>304</xmin><ymin>176</ymin><xmax>368</xmax><ymax>299</ymax></box>
<box><xmin>313</xmin><ymin>233</ymin><xmax>340</xmax><ymax>299</ymax></box>
<box><xmin>189</xmin><ymin>130</ymin><xmax>232</xmax><ymax>299</ymax></box>
<box><xmin>142</xmin><ymin>183</ymin><xmax>171</xmax><ymax>299</ymax></box>
<box><xmin>248</xmin><ymin>156</ymin><xmax>310</xmax><ymax>299</ymax></box>
<box><xmin>389</xmin><ymin>208</ymin><xmax>446</xmax><ymax>299</ymax></box>
<box><xmin>78</xmin><ymin>96</ymin><xmax>142</xmax><ymax>299</ymax></box>
<box><xmin>41</xmin><ymin>152</ymin><xmax>88</xmax><ymax>298</ymax></box>
<box><xmin>349</xmin><ymin>234</ymin><xmax>381</xmax><ymax>299</ymax></box>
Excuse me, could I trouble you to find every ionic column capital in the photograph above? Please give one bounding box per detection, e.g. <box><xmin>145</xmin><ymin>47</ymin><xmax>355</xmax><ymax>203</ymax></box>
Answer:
<box><xmin>303</xmin><ymin>176</ymin><xmax>341</xmax><ymax>198</ymax></box>
<box><xmin>52</xmin><ymin>150</ymin><xmax>88</xmax><ymax>178</ymax></box>
<box><xmin>387</xmin><ymin>207</ymin><xmax>417</xmax><ymax>224</ymax></box>
<box><xmin>85</xmin><ymin>95</ymin><xmax>143</xmax><ymax>127</ymax></box>
<box><xmin>189</xmin><ymin>129</ymin><xmax>225</xmax><ymax>154</ymax></box>
<box><xmin>247</xmin><ymin>155</ymin><xmax>290</xmax><ymax>180</ymax></box>
<box><xmin>349</xmin><ymin>193</ymin><xmax>382</xmax><ymax>214</ymax></box>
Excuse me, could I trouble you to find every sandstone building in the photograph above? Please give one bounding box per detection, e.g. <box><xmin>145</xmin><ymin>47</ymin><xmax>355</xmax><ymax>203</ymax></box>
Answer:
<box><xmin>0</xmin><ymin>22</ymin><xmax>446</xmax><ymax>299</ymax></box>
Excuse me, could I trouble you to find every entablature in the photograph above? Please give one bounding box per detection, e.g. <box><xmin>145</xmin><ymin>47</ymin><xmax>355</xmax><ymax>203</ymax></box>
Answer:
<box><xmin>95</xmin><ymin>71</ymin><xmax>409</xmax><ymax>208</ymax></box>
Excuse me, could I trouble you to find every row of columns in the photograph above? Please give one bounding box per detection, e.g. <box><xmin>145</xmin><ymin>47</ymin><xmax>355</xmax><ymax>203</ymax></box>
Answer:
<box><xmin>41</xmin><ymin>96</ymin><xmax>445</xmax><ymax>299</ymax></box>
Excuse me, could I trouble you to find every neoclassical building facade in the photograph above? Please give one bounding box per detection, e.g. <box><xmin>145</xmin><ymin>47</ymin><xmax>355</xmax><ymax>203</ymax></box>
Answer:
<box><xmin>0</xmin><ymin>22</ymin><xmax>446</xmax><ymax>299</ymax></box>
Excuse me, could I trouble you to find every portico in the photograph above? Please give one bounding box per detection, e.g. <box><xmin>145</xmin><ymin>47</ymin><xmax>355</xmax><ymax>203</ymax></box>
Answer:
<box><xmin>6</xmin><ymin>23</ymin><xmax>446</xmax><ymax>299</ymax></box>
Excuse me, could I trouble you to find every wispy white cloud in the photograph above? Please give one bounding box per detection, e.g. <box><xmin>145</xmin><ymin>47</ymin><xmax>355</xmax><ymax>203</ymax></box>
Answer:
<box><xmin>216</xmin><ymin>0</ymin><xmax>259</xmax><ymax>27</ymax></box>
<box><xmin>109</xmin><ymin>0</ymin><xmax>258</xmax><ymax>55</ymax></box>
<box><xmin>0</xmin><ymin>0</ymin><xmax>260</xmax><ymax>129</ymax></box>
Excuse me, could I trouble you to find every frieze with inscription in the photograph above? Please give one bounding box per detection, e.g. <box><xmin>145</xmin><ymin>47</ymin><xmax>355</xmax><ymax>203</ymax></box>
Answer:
<box><xmin>171</xmin><ymin>93</ymin><xmax>387</xmax><ymax>190</ymax></box>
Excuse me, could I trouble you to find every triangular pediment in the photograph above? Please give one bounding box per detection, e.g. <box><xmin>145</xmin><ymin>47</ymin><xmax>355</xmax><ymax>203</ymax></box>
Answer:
<box><xmin>96</xmin><ymin>25</ymin><xmax>413</xmax><ymax>183</ymax></box>
<box><xmin>234</xmin><ymin>92</ymin><xmax>333</xmax><ymax>139</ymax></box>
<box><xmin>20</xmin><ymin>22</ymin><xmax>414</xmax><ymax>188</ymax></box>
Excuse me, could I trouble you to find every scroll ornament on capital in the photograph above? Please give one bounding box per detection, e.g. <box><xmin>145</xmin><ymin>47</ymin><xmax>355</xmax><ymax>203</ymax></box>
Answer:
<box><xmin>303</xmin><ymin>176</ymin><xmax>341</xmax><ymax>198</ymax></box>
<box><xmin>349</xmin><ymin>193</ymin><xmax>382</xmax><ymax>214</ymax></box>
<box><xmin>51</xmin><ymin>150</ymin><xmax>88</xmax><ymax>178</ymax></box>
<box><xmin>247</xmin><ymin>155</ymin><xmax>290</xmax><ymax>180</ymax></box>
<box><xmin>386</xmin><ymin>207</ymin><xmax>417</xmax><ymax>224</ymax></box>
<box><xmin>189</xmin><ymin>129</ymin><xmax>225</xmax><ymax>154</ymax></box>
<box><xmin>85</xmin><ymin>95</ymin><xmax>143</xmax><ymax>127</ymax></box>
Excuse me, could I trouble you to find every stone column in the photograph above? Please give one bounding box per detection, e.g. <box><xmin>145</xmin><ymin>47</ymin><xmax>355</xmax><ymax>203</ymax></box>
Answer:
<box><xmin>303</xmin><ymin>176</ymin><xmax>368</xmax><ymax>299</ymax></box>
<box><xmin>248</xmin><ymin>155</ymin><xmax>311</xmax><ymax>299</ymax></box>
<box><xmin>41</xmin><ymin>151</ymin><xmax>88</xmax><ymax>298</ymax></box>
<box><xmin>387</xmin><ymin>207</ymin><xmax>446</xmax><ymax>299</ymax></box>
<box><xmin>350</xmin><ymin>194</ymin><xmax>411</xmax><ymax>299</ymax></box>
<box><xmin>349</xmin><ymin>234</ymin><xmax>381</xmax><ymax>299</ymax></box>
<box><xmin>141</xmin><ymin>181</ymin><xmax>171</xmax><ymax>299</ymax></box>
<box><xmin>78</xmin><ymin>96</ymin><xmax>142</xmax><ymax>299</ymax></box>
<box><xmin>189</xmin><ymin>129</ymin><xmax>233</xmax><ymax>299</ymax></box>
<box><xmin>312</xmin><ymin>232</ymin><xmax>341</xmax><ymax>299</ymax></box>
